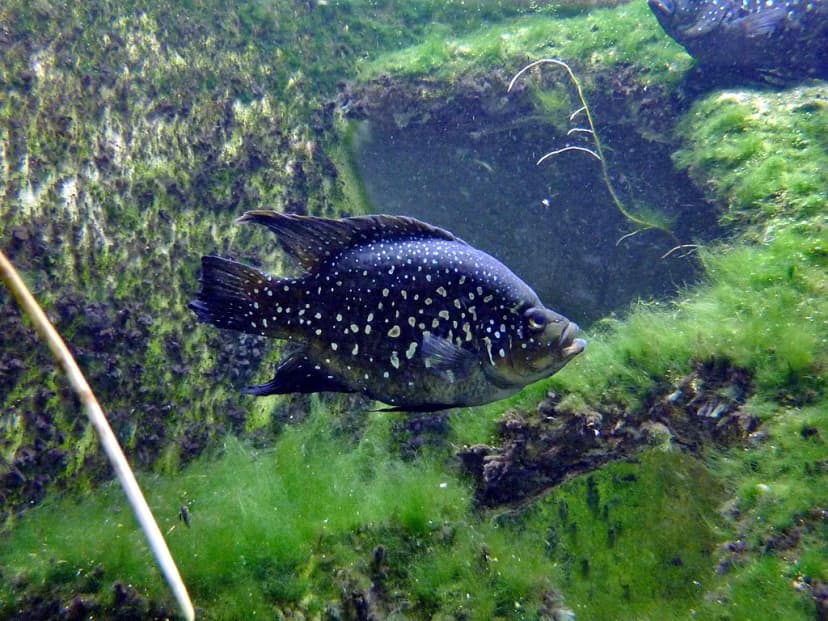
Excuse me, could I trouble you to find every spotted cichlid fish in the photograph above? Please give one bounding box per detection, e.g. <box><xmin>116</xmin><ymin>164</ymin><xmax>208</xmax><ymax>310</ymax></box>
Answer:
<box><xmin>649</xmin><ymin>0</ymin><xmax>828</xmax><ymax>80</ymax></box>
<box><xmin>189</xmin><ymin>211</ymin><xmax>585</xmax><ymax>411</ymax></box>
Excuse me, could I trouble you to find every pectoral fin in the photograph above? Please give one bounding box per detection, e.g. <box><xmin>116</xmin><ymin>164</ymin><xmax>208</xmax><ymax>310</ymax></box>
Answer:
<box><xmin>421</xmin><ymin>333</ymin><xmax>477</xmax><ymax>383</ymax></box>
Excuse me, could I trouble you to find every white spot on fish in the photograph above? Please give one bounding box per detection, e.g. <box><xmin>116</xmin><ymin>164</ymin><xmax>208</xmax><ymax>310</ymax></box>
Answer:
<box><xmin>406</xmin><ymin>342</ymin><xmax>418</xmax><ymax>359</ymax></box>
<box><xmin>390</xmin><ymin>351</ymin><xmax>400</xmax><ymax>369</ymax></box>
<box><xmin>483</xmin><ymin>337</ymin><xmax>495</xmax><ymax>366</ymax></box>
<box><xmin>388</xmin><ymin>325</ymin><xmax>401</xmax><ymax>338</ymax></box>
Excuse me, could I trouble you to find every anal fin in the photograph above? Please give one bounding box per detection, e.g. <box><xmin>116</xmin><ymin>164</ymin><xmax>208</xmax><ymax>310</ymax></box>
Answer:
<box><xmin>244</xmin><ymin>350</ymin><xmax>355</xmax><ymax>396</ymax></box>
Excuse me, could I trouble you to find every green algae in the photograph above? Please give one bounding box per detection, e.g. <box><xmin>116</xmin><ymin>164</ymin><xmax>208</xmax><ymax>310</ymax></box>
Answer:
<box><xmin>0</xmin><ymin>404</ymin><xmax>472</xmax><ymax>618</ymax></box>
<box><xmin>535</xmin><ymin>450</ymin><xmax>723</xmax><ymax>618</ymax></box>
<box><xmin>674</xmin><ymin>86</ymin><xmax>828</xmax><ymax>229</ymax></box>
<box><xmin>544</xmin><ymin>225</ymin><xmax>827</xmax><ymax>413</ymax></box>
<box><xmin>359</xmin><ymin>1</ymin><xmax>690</xmax><ymax>87</ymax></box>
<box><xmin>0</xmin><ymin>417</ymin><xmax>739</xmax><ymax>620</ymax></box>
<box><xmin>0</xmin><ymin>407</ymin><xmax>730</xmax><ymax>620</ymax></box>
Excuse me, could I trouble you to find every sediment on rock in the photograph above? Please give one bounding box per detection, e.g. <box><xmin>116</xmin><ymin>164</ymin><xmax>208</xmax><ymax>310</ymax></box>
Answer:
<box><xmin>459</xmin><ymin>358</ymin><xmax>759</xmax><ymax>507</ymax></box>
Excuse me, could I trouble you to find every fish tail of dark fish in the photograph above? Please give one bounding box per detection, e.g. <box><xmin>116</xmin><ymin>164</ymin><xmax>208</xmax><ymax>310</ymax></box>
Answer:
<box><xmin>189</xmin><ymin>255</ymin><xmax>294</xmax><ymax>336</ymax></box>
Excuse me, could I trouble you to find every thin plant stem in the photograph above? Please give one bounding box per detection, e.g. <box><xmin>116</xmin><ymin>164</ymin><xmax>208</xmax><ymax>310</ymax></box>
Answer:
<box><xmin>0</xmin><ymin>249</ymin><xmax>195</xmax><ymax>621</ymax></box>
<box><xmin>509</xmin><ymin>58</ymin><xmax>676</xmax><ymax>239</ymax></box>
<box><xmin>566</xmin><ymin>127</ymin><xmax>594</xmax><ymax>136</ymax></box>
<box><xmin>661</xmin><ymin>244</ymin><xmax>699</xmax><ymax>259</ymax></box>
<box><xmin>538</xmin><ymin>145</ymin><xmax>601</xmax><ymax>164</ymax></box>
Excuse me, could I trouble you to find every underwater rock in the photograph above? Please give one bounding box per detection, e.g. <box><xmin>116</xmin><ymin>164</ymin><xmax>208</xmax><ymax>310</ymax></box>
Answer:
<box><xmin>459</xmin><ymin>358</ymin><xmax>759</xmax><ymax>506</ymax></box>
<box><xmin>714</xmin><ymin>506</ymin><xmax>828</xmax><ymax>614</ymax></box>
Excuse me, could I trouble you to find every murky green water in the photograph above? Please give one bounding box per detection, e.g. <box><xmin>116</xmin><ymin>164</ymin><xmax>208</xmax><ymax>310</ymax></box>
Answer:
<box><xmin>1</xmin><ymin>1</ymin><xmax>826</xmax><ymax>619</ymax></box>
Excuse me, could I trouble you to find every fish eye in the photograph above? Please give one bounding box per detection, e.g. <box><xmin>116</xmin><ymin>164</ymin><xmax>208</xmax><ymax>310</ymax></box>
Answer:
<box><xmin>525</xmin><ymin>308</ymin><xmax>547</xmax><ymax>331</ymax></box>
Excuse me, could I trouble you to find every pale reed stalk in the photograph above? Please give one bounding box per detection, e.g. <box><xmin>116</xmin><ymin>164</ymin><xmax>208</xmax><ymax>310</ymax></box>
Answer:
<box><xmin>0</xmin><ymin>249</ymin><xmax>195</xmax><ymax>621</ymax></box>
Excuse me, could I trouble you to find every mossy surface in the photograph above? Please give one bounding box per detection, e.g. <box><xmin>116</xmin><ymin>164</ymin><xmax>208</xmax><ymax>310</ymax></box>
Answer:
<box><xmin>674</xmin><ymin>85</ymin><xmax>828</xmax><ymax>229</ymax></box>
<box><xmin>0</xmin><ymin>407</ymin><xmax>730</xmax><ymax>620</ymax></box>
<box><xmin>359</xmin><ymin>0</ymin><xmax>690</xmax><ymax>87</ymax></box>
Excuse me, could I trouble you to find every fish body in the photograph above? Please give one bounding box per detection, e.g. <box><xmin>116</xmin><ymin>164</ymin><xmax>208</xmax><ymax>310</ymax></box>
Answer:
<box><xmin>189</xmin><ymin>211</ymin><xmax>585</xmax><ymax>411</ymax></box>
<box><xmin>648</xmin><ymin>0</ymin><xmax>828</xmax><ymax>80</ymax></box>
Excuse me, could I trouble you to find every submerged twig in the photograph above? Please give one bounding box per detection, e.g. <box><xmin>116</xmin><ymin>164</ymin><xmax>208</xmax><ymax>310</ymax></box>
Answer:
<box><xmin>615</xmin><ymin>229</ymin><xmax>647</xmax><ymax>245</ymax></box>
<box><xmin>537</xmin><ymin>145</ymin><xmax>601</xmax><ymax>164</ymax></box>
<box><xmin>0</xmin><ymin>250</ymin><xmax>195</xmax><ymax>621</ymax></box>
<box><xmin>661</xmin><ymin>244</ymin><xmax>699</xmax><ymax>259</ymax></box>
<box><xmin>569</xmin><ymin>105</ymin><xmax>587</xmax><ymax>121</ymax></box>
<box><xmin>509</xmin><ymin>58</ymin><xmax>677</xmax><ymax>243</ymax></box>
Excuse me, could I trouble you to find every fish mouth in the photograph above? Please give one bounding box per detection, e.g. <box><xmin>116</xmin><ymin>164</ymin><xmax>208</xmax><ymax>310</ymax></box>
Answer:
<box><xmin>558</xmin><ymin>321</ymin><xmax>586</xmax><ymax>358</ymax></box>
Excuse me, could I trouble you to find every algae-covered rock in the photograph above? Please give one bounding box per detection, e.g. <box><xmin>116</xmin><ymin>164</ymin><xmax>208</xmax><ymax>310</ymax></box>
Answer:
<box><xmin>674</xmin><ymin>84</ymin><xmax>828</xmax><ymax>230</ymax></box>
<box><xmin>0</xmin><ymin>1</ymin><xmax>341</xmax><ymax>522</ymax></box>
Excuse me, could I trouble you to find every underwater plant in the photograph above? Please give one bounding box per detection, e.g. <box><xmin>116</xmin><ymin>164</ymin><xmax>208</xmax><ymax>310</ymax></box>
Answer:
<box><xmin>0</xmin><ymin>250</ymin><xmax>194</xmax><ymax>621</ymax></box>
<box><xmin>508</xmin><ymin>57</ymin><xmax>677</xmax><ymax>243</ymax></box>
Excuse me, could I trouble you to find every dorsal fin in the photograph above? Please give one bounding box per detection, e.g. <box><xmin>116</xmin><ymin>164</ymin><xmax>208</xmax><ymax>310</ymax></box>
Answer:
<box><xmin>236</xmin><ymin>210</ymin><xmax>463</xmax><ymax>272</ymax></box>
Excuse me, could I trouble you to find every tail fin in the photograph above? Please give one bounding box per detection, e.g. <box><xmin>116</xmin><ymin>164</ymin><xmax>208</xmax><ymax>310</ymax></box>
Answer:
<box><xmin>189</xmin><ymin>256</ymin><xmax>294</xmax><ymax>336</ymax></box>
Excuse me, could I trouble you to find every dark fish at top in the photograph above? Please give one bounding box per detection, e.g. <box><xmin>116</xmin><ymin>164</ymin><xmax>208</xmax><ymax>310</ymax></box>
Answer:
<box><xmin>648</xmin><ymin>0</ymin><xmax>828</xmax><ymax>80</ymax></box>
<box><xmin>189</xmin><ymin>211</ymin><xmax>585</xmax><ymax>411</ymax></box>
